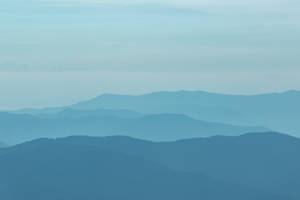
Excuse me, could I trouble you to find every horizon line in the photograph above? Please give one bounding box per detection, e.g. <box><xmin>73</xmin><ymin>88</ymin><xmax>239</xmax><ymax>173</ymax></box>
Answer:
<box><xmin>3</xmin><ymin>89</ymin><xmax>299</xmax><ymax>111</ymax></box>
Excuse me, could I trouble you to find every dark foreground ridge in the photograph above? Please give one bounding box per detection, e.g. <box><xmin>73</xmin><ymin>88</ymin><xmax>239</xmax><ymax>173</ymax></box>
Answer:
<box><xmin>0</xmin><ymin>132</ymin><xmax>299</xmax><ymax>200</ymax></box>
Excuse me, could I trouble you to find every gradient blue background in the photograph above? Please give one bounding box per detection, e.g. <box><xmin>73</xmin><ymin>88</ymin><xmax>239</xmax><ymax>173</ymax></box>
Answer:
<box><xmin>1</xmin><ymin>0</ymin><xmax>299</xmax><ymax>109</ymax></box>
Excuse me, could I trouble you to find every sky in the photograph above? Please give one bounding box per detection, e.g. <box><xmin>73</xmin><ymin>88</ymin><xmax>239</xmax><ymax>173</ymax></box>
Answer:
<box><xmin>0</xmin><ymin>0</ymin><xmax>299</xmax><ymax>109</ymax></box>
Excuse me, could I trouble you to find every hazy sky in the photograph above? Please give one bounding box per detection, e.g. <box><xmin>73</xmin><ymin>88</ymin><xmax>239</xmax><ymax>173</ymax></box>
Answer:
<box><xmin>0</xmin><ymin>0</ymin><xmax>299</xmax><ymax>109</ymax></box>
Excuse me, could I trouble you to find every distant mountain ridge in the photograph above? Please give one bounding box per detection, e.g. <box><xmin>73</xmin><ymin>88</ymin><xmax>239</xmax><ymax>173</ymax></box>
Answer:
<box><xmin>72</xmin><ymin>90</ymin><xmax>300</xmax><ymax>135</ymax></box>
<box><xmin>0</xmin><ymin>132</ymin><xmax>296</xmax><ymax>200</ymax></box>
<box><xmin>38</xmin><ymin>108</ymin><xmax>144</xmax><ymax>119</ymax></box>
<box><xmin>10</xmin><ymin>90</ymin><xmax>300</xmax><ymax>136</ymax></box>
<box><xmin>0</xmin><ymin>111</ymin><xmax>269</xmax><ymax>144</ymax></box>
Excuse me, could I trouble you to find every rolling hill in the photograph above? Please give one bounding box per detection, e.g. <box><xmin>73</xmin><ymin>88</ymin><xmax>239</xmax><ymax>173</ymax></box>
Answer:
<box><xmin>11</xmin><ymin>90</ymin><xmax>300</xmax><ymax>136</ymax></box>
<box><xmin>52</xmin><ymin>132</ymin><xmax>300</xmax><ymax>199</ymax></box>
<box><xmin>0</xmin><ymin>135</ymin><xmax>293</xmax><ymax>200</ymax></box>
<box><xmin>0</xmin><ymin>111</ymin><xmax>268</xmax><ymax>144</ymax></box>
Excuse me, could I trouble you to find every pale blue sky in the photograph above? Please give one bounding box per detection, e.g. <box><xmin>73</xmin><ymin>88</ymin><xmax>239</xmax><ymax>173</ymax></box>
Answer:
<box><xmin>0</xmin><ymin>0</ymin><xmax>299</xmax><ymax>109</ymax></box>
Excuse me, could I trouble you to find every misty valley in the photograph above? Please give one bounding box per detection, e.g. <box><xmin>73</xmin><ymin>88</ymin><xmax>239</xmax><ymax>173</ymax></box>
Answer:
<box><xmin>0</xmin><ymin>91</ymin><xmax>300</xmax><ymax>199</ymax></box>
<box><xmin>1</xmin><ymin>0</ymin><xmax>300</xmax><ymax>198</ymax></box>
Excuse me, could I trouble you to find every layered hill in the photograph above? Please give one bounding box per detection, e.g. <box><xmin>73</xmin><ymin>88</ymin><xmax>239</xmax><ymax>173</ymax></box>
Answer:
<box><xmin>0</xmin><ymin>111</ymin><xmax>268</xmax><ymax>144</ymax></box>
<box><xmin>12</xmin><ymin>90</ymin><xmax>300</xmax><ymax>135</ymax></box>
<box><xmin>0</xmin><ymin>133</ymin><xmax>295</xmax><ymax>200</ymax></box>
<box><xmin>52</xmin><ymin>132</ymin><xmax>300</xmax><ymax>199</ymax></box>
<box><xmin>37</xmin><ymin>108</ymin><xmax>144</xmax><ymax>119</ymax></box>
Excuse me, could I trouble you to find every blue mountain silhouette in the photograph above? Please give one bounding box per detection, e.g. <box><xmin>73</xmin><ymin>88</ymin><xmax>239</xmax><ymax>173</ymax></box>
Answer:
<box><xmin>42</xmin><ymin>132</ymin><xmax>300</xmax><ymax>199</ymax></box>
<box><xmin>0</xmin><ymin>111</ymin><xmax>268</xmax><ymax>144</ymax></box>
<box><xmin>12</xmin><ymin>90</ymin><xmax>300</xmax><ymax>135</ymax></box>
<box><xmin>0</xmin><ymin>132</ymin><xmax>296</xmax><ymax>200</ymax></box>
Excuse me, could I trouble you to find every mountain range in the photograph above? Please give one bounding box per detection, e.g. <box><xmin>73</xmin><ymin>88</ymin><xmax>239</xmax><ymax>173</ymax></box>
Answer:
<box><xmin>12</xmin><ymin>90</ymin><xmax>300</xmax><ymax>136</ymax></box>
<box><xmin>0</xmin><ymin>132</ymin><xmax>298</xmax><ymax>200</ymax></box>
<box><xmin>63</xmin><ymin>131</ymin><xmax>299</xmax><ymax>198</ymax></box>
<box><xmin>0</xmin><ymin>110</ymin><xmax>268</xmax><ymax>144</ymax></box>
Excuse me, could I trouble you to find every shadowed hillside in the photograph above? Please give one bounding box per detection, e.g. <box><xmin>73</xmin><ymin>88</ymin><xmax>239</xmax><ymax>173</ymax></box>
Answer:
<box><xmin>0</xmin><ymin>135</ymin><xmax>293</xmax><ymax>200</ymax></box>
<box><xmin>50</xmin><ymin>132</ymin><xmax>300</xmax><ymax>199</ymax></box>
